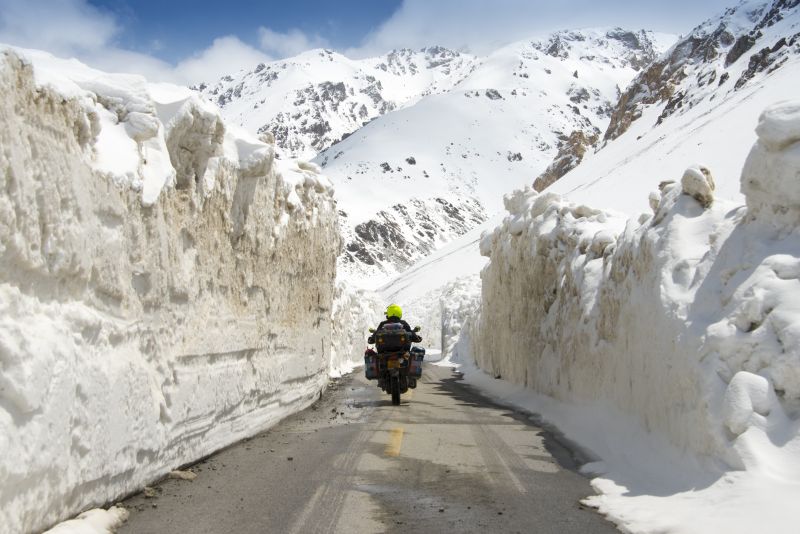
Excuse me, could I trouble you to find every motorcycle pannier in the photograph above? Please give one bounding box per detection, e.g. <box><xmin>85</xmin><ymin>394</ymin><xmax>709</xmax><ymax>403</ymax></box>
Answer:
<box><xmin>409</xmin><ymin>346</ymin><xmax>425</xmax><ymax>378</ymax></box>
<box><xmin>364</xmin><ymin>349</ymin><xmax>379</xmax><ymax>379</ymax></box>
<box><xmin>375</xmin><ymin>324</ymin><xmax>412</xmax><ymax>352</ymax></box>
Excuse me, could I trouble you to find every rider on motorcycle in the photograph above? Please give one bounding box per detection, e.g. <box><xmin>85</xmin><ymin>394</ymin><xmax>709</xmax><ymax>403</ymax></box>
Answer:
<box><xmin>367</xmin><ymin>304</ymin><xmax>423</xmax><ymax>399</ymax></box>
<box><xmin>372</xmin><ymin>304</ymin><xmax>421</xmax><ymax>342</ymax></box>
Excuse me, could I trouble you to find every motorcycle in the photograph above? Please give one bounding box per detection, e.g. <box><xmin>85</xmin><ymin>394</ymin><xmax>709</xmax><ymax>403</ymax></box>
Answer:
<box><xmin>364</xmin><ymin>324</ymin><xmax>425</xmax><ymax>405</ymax></box>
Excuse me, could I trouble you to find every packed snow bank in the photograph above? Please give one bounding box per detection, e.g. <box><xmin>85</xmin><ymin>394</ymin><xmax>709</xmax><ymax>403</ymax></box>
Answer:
<box><xmin>0</xmin><ymin>49</ymin><xmax>340</xmax><ymax>533</ymax></box>
<box><xmin>460</xmin><ymin>100</ymin><xmax>800</xmax><ymax>533</ymax></box>
<box><xmin>329</xmin><ymin>281</ymin><xmax>382</xmax><ymax>377</ymax></box>
<box><xmin>440</xmin><ymin>275</ymin><xmax>483</xmax><ymax>363</ymax></box>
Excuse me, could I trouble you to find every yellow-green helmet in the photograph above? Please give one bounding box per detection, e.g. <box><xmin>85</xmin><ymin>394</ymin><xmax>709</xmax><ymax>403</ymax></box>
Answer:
<box><xmin>385</xmin><ymin>303</ymin><xmax>402</xmax><ymax>319</ymax></box>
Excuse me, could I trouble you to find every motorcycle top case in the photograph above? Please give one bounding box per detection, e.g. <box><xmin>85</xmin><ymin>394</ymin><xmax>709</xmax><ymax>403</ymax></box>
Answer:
<box><xmin>364</xmin><ymin>349</ymin><xmax>379</xmax><ymax>380</ymax></box>
<box><xmin>374</xmin><ymin>323</ymin><xmax>412</xmax><ymax>352</ymax></box>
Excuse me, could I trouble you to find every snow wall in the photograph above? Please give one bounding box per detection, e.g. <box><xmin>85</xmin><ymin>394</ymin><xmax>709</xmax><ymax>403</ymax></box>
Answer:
<box><xmin>329</xmin><ymin>281</ymin><xmax>382</xmax><ymax>376</ymax></box>
<box><xmin>0</xmin><ymin>50</ymin><xmax>342</xmax><ymax>533</ymax></box>
<box><xmin>466</xmin><ymin>100</ymin><xmax>800</xmax><ymax>470</ymax></box>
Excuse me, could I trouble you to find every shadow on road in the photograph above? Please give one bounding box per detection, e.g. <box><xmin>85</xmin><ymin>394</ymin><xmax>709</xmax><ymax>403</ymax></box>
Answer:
<box><xmin>432</xmin><ymin>371</ymin><xmax>595</xmax><ymax>475</ymax></box>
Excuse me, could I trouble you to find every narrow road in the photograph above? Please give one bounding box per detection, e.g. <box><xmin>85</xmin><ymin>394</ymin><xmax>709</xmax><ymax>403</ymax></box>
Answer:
<box><xmin>120</xmin><ymin>366</ymin><xmax>618</xmax><ymax>533</ymax></box>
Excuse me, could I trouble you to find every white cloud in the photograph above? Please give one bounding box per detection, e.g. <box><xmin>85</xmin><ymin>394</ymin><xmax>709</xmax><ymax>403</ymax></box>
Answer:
<box><xmin>351</xmin><ymin>0</ymin><xmax>739</xmax><ymax>57</ymax></box>
<box><xmin>0</xmin><ymin>0</ymin><xmax>118</xmax><ymax>54</ymax></box>
<box><xmin>85</xmin><ymin>37</ymin><xmax>272</xmax><ymax>86</ymax></box>
<box><xmin>258</xmin><ymin>27</ymin><xmax>330</xmax><ymax>58</ymax></box>
<box><xmin>174</xmin><ymin>36</ymin><xmax>273</xmax><ymax>84</ymax></box>
<box><xmin>0</xmin><ymin>0</ymin><xmax>273</xmax><ymax>85</ymax></box>
<box><xmin>79</xmin><ymin>48</ymin><xmax>176</xmax><ymax>82</ymax></box>
<box><xmin>0</xmin><ymin>0</ymin><xmax>183</xmax><ymax>82</ymax></box>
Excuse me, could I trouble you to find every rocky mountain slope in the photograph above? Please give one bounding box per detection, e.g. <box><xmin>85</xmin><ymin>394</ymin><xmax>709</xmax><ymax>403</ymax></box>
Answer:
<box><xmin>605</xmin><ymin>0</ymin><xmax>800</xmax><ymax>143</ymax></box>
<box><xmin>545</xmin><ymin>0</ymin><xmax>800</xmax><ymax>214</ymax></box>
<box><xmin>196</xmin><ymin>47</ymin><xmax>477</xmax><ymax>160</ymax></box>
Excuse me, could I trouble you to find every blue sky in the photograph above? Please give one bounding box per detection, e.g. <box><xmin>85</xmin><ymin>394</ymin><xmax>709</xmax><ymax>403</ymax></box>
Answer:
<box><xmin>92</xmin><ymin>0</ymin><xmax>403</xmax><ymax>62</ymax></box>
<box><xmin>0</xmin><ymin>0</ymin><xmax>740</xmax><ymax>83</ymax></box>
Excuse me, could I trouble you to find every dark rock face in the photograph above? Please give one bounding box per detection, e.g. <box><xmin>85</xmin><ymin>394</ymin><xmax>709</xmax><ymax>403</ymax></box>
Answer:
<box><xmin>755</xmin><ymin>0</ymin><xmax>800</xmax><ymax>31</ymax></box>
<box><xmin>545</xmin><ymin>36</ymin><xmax>569</xmax><ymax>59</ymax></box>
<box><xmin>341</xmin><ymin>198</ymin><xmax>486</xmax><ymax>272</ymax></box>
<box><xmin>735</xmin><ymin>34</ymin><xmax>798</xmax><ymax>88</ymax></box>
<box><xmin>257</xmin><ymin>79</ymin><xmax>396</xmax><ymax>156</ymax></box>
<box><xmin>568</xmin><ymin>86</ymin><xmax>591</xmax><ymax>103</ymax></box>
<box><xmin>533</xmin><ymin>129</ymin><xmax>600</xmax><ymax>191</ymax></box>
<box><xmin>533</xmin><ymin>28</ymin><xmax>660</xmax><ymax>71</ymax></box>
<box><xmin>726</xmin><ymin>34</ymin><xmax>757</xmax><ymax>66</ymax></box>
<box><xmin>606</xmin><ymin>29</ymin><xmax>642</xmax><ymax>50</ymax></box>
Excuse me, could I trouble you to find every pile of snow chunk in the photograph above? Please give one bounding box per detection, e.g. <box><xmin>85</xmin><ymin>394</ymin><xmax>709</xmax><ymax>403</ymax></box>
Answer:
<box><xmin>0</xmin><ymin>48</ymin><xmax>341</xmax><ymax>533</ymax></box>
<box><xmin>742</xmin><ymin>101</ymin><xmax>800</xmax><ymax>226</ymax></box>
<box><xmin>42</xmin><ymin>507</ymin><xmax>128</xmax><ymax>534</ymax></box>
<box><xmin>440</xmin><ymin>275</ymin><xmax>482</xmax><ymax>363</ymax></box>
<box><xmin>463</xmin><ymin>100</ymin><xmax>800</xmax><ymax>532</ymax></box>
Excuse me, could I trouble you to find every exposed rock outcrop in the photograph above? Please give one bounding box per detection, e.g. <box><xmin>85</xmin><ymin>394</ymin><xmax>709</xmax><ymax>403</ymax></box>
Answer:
<box><xmin>533</xmin><ymin>130</ymin><xmax>600</xmax><ymax>192</ymax></box>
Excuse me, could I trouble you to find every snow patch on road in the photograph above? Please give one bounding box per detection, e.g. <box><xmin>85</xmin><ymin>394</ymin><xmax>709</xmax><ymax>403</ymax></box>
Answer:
<box><xmin>42</xmin><ymin>507</ymin><xmax>128</xmax><ymax>534</ymax></box>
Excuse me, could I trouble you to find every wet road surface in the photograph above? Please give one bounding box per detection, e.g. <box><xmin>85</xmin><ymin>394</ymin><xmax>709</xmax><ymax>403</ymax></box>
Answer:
<box><xmin>120</xmin><ymin>365</ymin><xmax>618</xmax><ymax>533</ymax></box>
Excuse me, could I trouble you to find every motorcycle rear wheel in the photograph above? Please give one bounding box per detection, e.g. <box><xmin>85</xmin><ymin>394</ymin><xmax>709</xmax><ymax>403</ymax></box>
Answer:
<box><xmin>390</xmin><ymin>376</ymin><xmax>401</xmax><ymax>405</ymax></box>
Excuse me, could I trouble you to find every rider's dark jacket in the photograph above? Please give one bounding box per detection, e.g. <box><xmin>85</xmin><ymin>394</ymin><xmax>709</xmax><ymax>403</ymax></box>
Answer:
<box><xmin>376</xmin><ymin>316</ymin><xmax>413</xmax><ymax>332</ymax></box>
<box><xmin>373</xmin><ymin>316</ymin><xmax>421</xmax><ymax>343</ymax></box>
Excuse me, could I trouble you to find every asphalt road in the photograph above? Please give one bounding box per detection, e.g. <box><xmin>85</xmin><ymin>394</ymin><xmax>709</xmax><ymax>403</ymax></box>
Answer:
<box><xmin>120</xmin><ymin>365</ymin><xmax>619</xmax><ymax>533</ymax></box>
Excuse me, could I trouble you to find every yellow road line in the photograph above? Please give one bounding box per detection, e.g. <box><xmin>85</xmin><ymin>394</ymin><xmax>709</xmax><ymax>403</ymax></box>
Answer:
<box><xmin>385</xmin><ymin>427</ymin><xmax>404</xmax><ymax>457</ymax></box>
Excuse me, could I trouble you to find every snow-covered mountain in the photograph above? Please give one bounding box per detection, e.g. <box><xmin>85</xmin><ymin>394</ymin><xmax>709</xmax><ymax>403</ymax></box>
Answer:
<box><xmin>605</xmin><ymin>0</ymin><xmax>800</xmax><ymax>143</ymax></box>
<box><xmin>196</xmin><ymin>47</ymin><xmax>477</xmax><ymax>160</ymax></box>
<box><xmin>315</xmin><ymin>29</ymin><xmax>673</xmax><ymax>283</ymax></box>
<box><xmin>546</xmin><ymin>0</ymin><xmax>800</xmax><ymax>214</ymax></box>
<box><xmin>198</xmin><ymin>29</ymin><xmax>672</xmax><ymax>284</ymax></box>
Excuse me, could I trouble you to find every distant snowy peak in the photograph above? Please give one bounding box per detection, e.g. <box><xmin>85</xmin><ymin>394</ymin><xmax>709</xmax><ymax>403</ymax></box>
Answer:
<box><xmin>195</xmin><ymin>29</ymin><xmax>670</xmax><ymax>163</ymax></box>
<box><xmin>605</xmin><ymin>0</ymin><xmax>800</xmax><ymax>141</ymax></box>
<box><xmin>374</xmin><ymin>46</ymin><xmax>468</xmax><ymax>78</ymax></box>
<box><xmin>196</xmin><ymin>47</ymin><xmax>477</xmax><ymax>159</ymax></box>
<box><xmin>531</xmin><ymin>28</ymin><xmax>668</xmax><ymax>70</ymax></box>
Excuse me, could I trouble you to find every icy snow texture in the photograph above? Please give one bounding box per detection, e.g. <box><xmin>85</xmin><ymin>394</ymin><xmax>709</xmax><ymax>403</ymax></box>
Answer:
<box><xmin>463</xmin><ymin>101</ymin><xmax>800</xmax><ymax>532</ymax></box>
<box><xmin>329</xmin><ymin>281</ymin><xmax>382</xmax><ymax>377</ymax></box>
<box><xmin>680</xmin><ymin>165</ymin><xmax>715</xmax><ymax>207</ymax></box>
<box><xmin>42</xmin><ymin>507</ymin><xmax>128</xmax><ymax>534</ymax></box>
<box><xmin>0</xmin><ymin>50</ymin><xmax>340</xmax><ymax>533</ymax></box>
<box><xmin>743</xmin><ymin>100</ymin><xmax>800</xmax><ymax>224</ymax></box>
